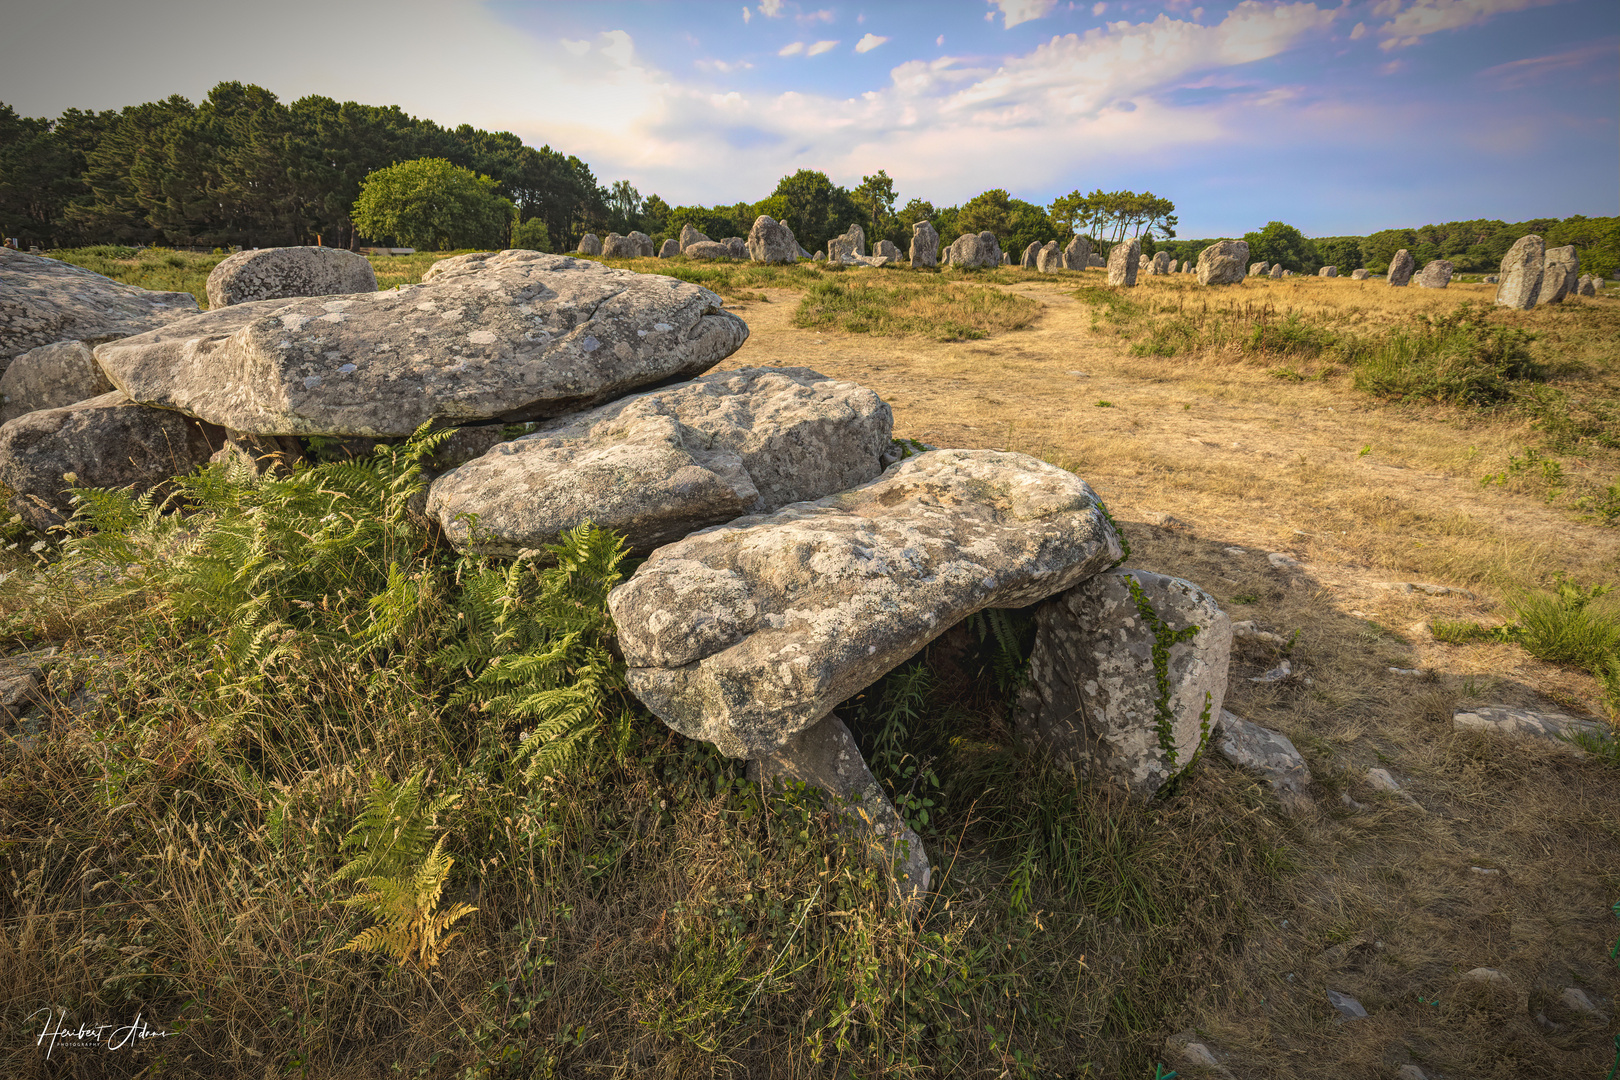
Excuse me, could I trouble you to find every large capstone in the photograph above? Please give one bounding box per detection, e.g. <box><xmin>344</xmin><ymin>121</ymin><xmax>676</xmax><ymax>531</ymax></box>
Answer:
<box><xmin>0</xmin><ymin>249</ymin><xmax>199</xmax><ymax>374</ymax></box>
<box><xmin>0</xmin><ymin>341</ymin><xmax>114</xmax><ymax>424</ymax></box>
<box><xmin>1016</xmin><ymin>569</ymin><xmax>1231</xmax><ymax>800</ymax></box>
<box><xmin>910</xmin><ymin>221</ymin><xmax>939</xmax><ymax>268</ymax></box>
<box><xmin>205</xmin><ymin>246</ymin><xmax>377</xmax><ymax>308</ymax></box>
<box><xmin>747</xmin><ymin>215</ymin><xmax>801</xmax><ymax>264</ymax></box>
<box><xmin>0</xmin><ymin>391</ymin><xmax>223</xmax><ymax>532</ymax></box>
<box><xmin>94</xmin><ymin>251</ymin><xmax>749</xmax><ymax>438</ymax></box>
<box><xmin>427</xmin><ymin>366</ymin><xmax>892</xmax><ymax>557</ymax></box>
<box><xmin>1387</xmin><ymin>249</ymin><xmax>1415</xmax><ymax>286</ymax></box>
<box><xmin>1108</xmin><ymin>238</ymin><xmax>1141</xmax><ymax>286</ymax></box>
<box><xmin>1537</xmin><ymin>245</ymin><xmax>1578</xmax><ymax>304</ymax></box>
<box><xmin>608</xmin><ymin>449</ymin><xmax>1123</xmax><ymax>759</ymax></box>
<box><xmin>1495</xmin><ymin>235</ymin><xmax>1545</xmax><ymax>310</ymax></box>
<box><xmin>1196</xmin><ymin>240</ymin><xmax>1248</xmax><ymax>285</ymax></box>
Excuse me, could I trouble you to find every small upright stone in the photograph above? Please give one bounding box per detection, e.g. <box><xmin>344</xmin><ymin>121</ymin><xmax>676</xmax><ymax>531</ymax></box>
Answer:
<box><xmin>724</xmin><ymin>237</ymin><xmax>747</xmax><ymax>259</ymax></box>
<box><xmin>910</xmin><ymin>220</ymin><xmax>939</xmax><ymax>267</ymax></box>
<box><xmin>629</xmin><ymin>231</ymin><xmax>655</xmax><ymax>257</ymax></box>
<box><xmin>1108</xmin><ymin>238</ymin><xmax>1141</xmax><ymax>286</ymax></box>
<box><xmin>1021</xmin><ymin>242</ymin><xmax>1041</xmax><ymax>269</ymax></box>
<box><xmin>1152</xmin><ymin>250</ymin><xmax>1173</xmax><ymax>275</ymax></box>
<box><xmin>1537</xmin><ymin>245</ymin><xmax>1579</xmax><ymax>304</ymax></box>
<box><xmin>746</xmin><ymin>215</ymin><xmax>800</xmax><ymax>264</ymax></box>
<box><xmin>874</xmin><ymin>239</ymin><xmax>901</xmax><ymax>260</ymax></box>
<box><xmin>658</xmin><ymin>238</ymin><xmax>679</xmax><ymax>258</ymax></box>
<box><xmin>576</xmin><ymin>233</ymin><xmax>602</xmax><ymax>256</ymax></box>
<box><xmin>1249</xmin><ymin>261</ymin><xmax>1269</xmax><ymax>277</ymax></box>
<box><xmin>1064</xmin><ymin>236</ymin><xmax>1091</xmax><ymax>270</ymax></box>
<box><xmin>1577</xmin><ymin>274</ymin><xmax>1597</xmax><ymax>296</ymax></box>
<box><xmin>1495</xmin><ymin>234</ymin><xmax>1545</xmax><ymax>310</ymax></box>
<box><xmin>1037</xmin><ymin>241</ymin><xmax>1062</xmax><ymax>273</ymax></box>
<box><xmin>1416</xmin><ymin>259</ymin><xmax>1453</xmax><ymax>289</ymax></box>
<box><xmin>1196</xmin><ymin>240</ymin><xmax>1249</xmax><ymax>285</ymax></box>
<box><xmin>944</xmin><ymin>231</ymin><xmax>1002</xmax><ymax>268</ymax></box>
<box><xmin>600</xmin><ymin>232</ymin><xmax>638</xmax><ymax>258</ymax></box>
<box><xmin>1089</xmin><ymin>253</ymin><xmax>1104</xmax><ymax>267</ymax></box>
<box><xmin>1318</xmin><ymin>266</ymin><xmax>1337</xmax><ymax>278</ymax></box>
<box><xmin>826</xmin><ymin>224</ymin><xmax>866</xmax><ymax>262</ymax></box>
<box><xmin>678</xmin><ymin>223</ymin><xmax>711</xmax><ymax>252</ymax></box>
<box><xmin>206</xmin><ymin>246</ymin><xmax>377</xmax><ymax>308</ymax></box>
<box><xmin>1387</xmin><ymin>249</ymin><xmax>1415</xmax><ymax>286</ymax></box>
<box><xmin>1351</xmin><ymin>268</ymin><xmax>1370</xmax><ymax>280</ymax></box>
<box><xmin>1268</xmin><ymin>264</ymin><xmax>1284</xmax><ymax>279</ymax></box>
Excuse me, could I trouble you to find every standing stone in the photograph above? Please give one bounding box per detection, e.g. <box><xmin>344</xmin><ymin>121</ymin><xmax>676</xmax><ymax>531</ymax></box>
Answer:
<box><xmin>1351</xmin><ymin>269</ymin><xmax>1370</xmax><ymax>280</ymax></box>
<box><xmin>910</xmin><ymin>221</ymin><xmax>939</xmax><ymax>268</ymax></box>
<box><xmin>1037</xmin><ymin>241</ymin><xmax>1062</xmax><ymax>273</ymax></box>
<box><xmin>1537</xmin><ymin>245</ymin><xmax>1578</xmax><ymax>304</ymax></box>
<box><xmin>1107</xmin><ymin>238</ymin><xmax>1141</xmax><ymax>286</ymax></box>
<box><xmin>1416</xmin><ymin>259</ymin><xmax>1453</xmax><ymax>289</ymax></box>
<box><xmin>1577</xmin><ymin>275</ymin><xmax>1597</xmax><ymax>297</ymax></box>
<box><xmin>724</xmin><ymin>238</ymin><xmax>747</xmax><ymax>259</ymax></box>
<box><xmin>0</xmin><ymin>250</ymin><xmax>199</xmax><ymax>374</ymax></box>
<box><xmin>944</xmin><ymin>232</ymin><xmax>1002</xmax><ymax>269</ymax></box>
<box><xmin>1268</xmin><ymin>264</ymin><xmax>1285</xmax><ymax>279</ymax></box>
<box><xmin>600</xmin><ymin>233</ymin><xmax>639</xmax><ymax>258</ymax></box>
<box><xmin>1021</xmin><ymin>242</ymin><xmax>1041</xmax><ymax>269</ymax></box>
<box><xmin>1318</xmin><ymin>266</ymin><xmax>1337</xmax><ymax>278</ymax></box>
<box><xmin>206</xmin><ymin>247</ymin><xmax>377</xmax><ymax>309</ymax></box>
<box><xmin>1196</xmin><ymin>240</ymin><xmax>1249</xmax><ymax>286</ymax></box>
<box><xmin>678</xmin><ymin>224</ymin><xmax>711</xmax><ymax>252</ymax></box>
<box><xmin>0</xmin><ymin>391</ymin><xmax>224</xmax><ymax>532</ymax></box>
<box><xmin>873</xmin><ymin>239</ymin><xmax>901</xmax><ymax>260</ymax></box>
<box><xmin>1138</xmin><ymin>254</ymin><xmax>1152</xmax><ymax>274</ymax></box>
<box><xmin>95</xmin><ymin>251</ymin><xmax>749</xmax><ymax>438</ymax></box>
<box><xmin>1064</xmin><ymin>236</ymin><xmax>1091</xmax><ymax>270</ymax></box>
<box><xmin>1387</xmin><ymin>249</ymin><xmax>1415</xmax><ymax>286</ymax></box>
<box><xmin>1089</xmin><ymin>254</ymin><xmax>1104</xmax><ymax>267</ymax></box>
<box><xmin>683</xmin><ymin>240</ymin><xmax>732</xmax><ymax>260</ymax></box>
<box><xmin>629</xmin><ymin>231</ymin><xmax>655</xmax><ymax>257</ymax></box>
<box><xmin>0</xmin><ymin>341</ymin><xmax>114</xmax><ymax>424</ymax></box>
<box><xmin>1001</xmin><ymin>251</ymin><xmax>1010</xmax><ymax>265</ymax></box>
<box><xmin>658</xmin><ymin>238</ymin><xmax>679</xmax><ymax>258</ymax></box>
<box><xmin>746</xmin><ymin>215</ymin><xmax>801</xmax><ymax>264</ymax></box>
<box><xmin>1484</xmin><ymin>275</ymin><xmax>1498</xmax><ymax>283</ymax></box>
<box><xmin>826</xmin><ymin>225</ymin><xmax>866</xmax><ymax>262</ymax></box>
<box><xmin>1017</xmin><ymin>569</ymin><xmax>1231</xmax><ymax>800</ymax></box>
<box><xmin>607</xmin><ymin>449</ymin><xmax>1123</xmax><ymax>759</ymax></box>
<box><xmin>1495</xmin><ymin>235</ymin><xmax>1545</xmax><ymax>310</ymax></box>
<box><xmin>1249</xmin><ymin>262</ymin><xmax>1268</xmax><ymax>277</ymax></box>
<box><xmin>1152</xmin><ymin>250</ymin><xmax>1173</xmax><ymax>275</ymax></box>
<box><xmin>428</xmin><ymin>366</ymin><xmax>892</xmax><ymax>557</ymax></box>
<box><xmin>576</xmin><ymin>233</ymin><xmax>603</xmax><ymax>256</ymax></box>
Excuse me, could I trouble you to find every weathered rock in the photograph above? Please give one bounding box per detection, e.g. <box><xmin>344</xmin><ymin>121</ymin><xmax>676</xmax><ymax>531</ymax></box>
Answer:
<box><xmin>909</xmin><ymin>221</ymin><xmax>939</xmax><ymax>268</ymax></box>
<box><xmin>1152</xmin><ymin>250</ymin><xmax>1173</xmax><ymax>275</ymax></box>
<box><xmin>576</xmin><ymin>233</ymin><xmax>602</xmax><ymax>256</ymax></box>
<box><xmin>723</xmin><ymin>237</ymin><xmax>747</xmax><ymax>259</ymax></box>
<box><xmin>1037</xmin><ymin>241</ymin><xmax>1062</xmax><ymax>273</ymax></box>
<box><xmin>0</xmin><ymin>391</ymin><xmax>223</xmax><ymax>531</ymax></box>
<box><xmin>600</xmin><ymin>232</ymin><xmax>638</xmax><ymax>258</ymax></box>
<box><xmin>428</xmin><ymin>367</ymin><xmax>892</xmax><ymax>557</ymax></box>
<box><xmin>1249</xmin><ymin>261</ymin><xmax>1269</xmax><ymax>277</ymax></box>
<box><xmin>826</xmin><ymin>224</ymin><xmax>866</xmax><ymax>262</ymax></box>
<box><xmin>1138</xmin><ymin>254</ymin><xmax>1152</xmax><ymax>273</ymax></box>
<box><xmin>0</xmin><ymin>341</ymin><xmax>114</xmax><ymax>424</ymax></box>
<box><xmin>682</xmin><ymin>240</ymin><xmax>732</xmax><ymax>260</ymax></box>
<box><xmin>873</xmin><ymin>239</ymin><xmax>901</xmax><ymax>261</ymax></box>
<box><xmin>1326</xmin><ymin>989</ymin><xmax>1369</xmax><ymax>1022</ymax></box>
<box><xmin>1388</xmin><ymin>250</ymin><xmax>1416</xmax><ymax>286</ymax></box>
<box><xmin>658</xmin><ymin>238</ymin><xmax>679</xmax><ymax>258</ymax></box>
<box><xmin>746</xmin><ymin>215</ymin><xmax>800</xmax><ymax>264</ymax></box>
<box><xmin>630</xmin><ymin>231</ymin><xmax>655</xmax><ymax>257</ymax></box>
<box><xmin>1017</xmin><ymin>569</ymin><xmax>1231</xmax><ymax>799</ymax></box>
<box><xmin>1577</xmin><ymin>274</ymin><xmax>1597</xmax><ymax>296</ymax></box>
<box><xmin>0</xmin><ymin>249</ymin><xmax>199</xmax><ymax>374</ymax></box>
<box><xmin>419</xmin><ymin>252</ymin><xmax>495</xmax><ymax>283</ymax></box>
<box><xmin>1088</xmin><ymin>253</ymin><xmax>1104</xmax><ymax>267</ymax></box>
<box><xmin>1537</xmin><ymin>244</ymin><xmax>1578</xmax><ymax>304</ymax></box>
<box><xmin>1495</xmin><ymin>235</ymin><xmax>1545</xmax><ymax>310</ymax></box>
<box><xmin>609</xmin><ymin>449</ymin><xmax>1123</xmax><ymax>759</ymax></box>
<box><xmin>95</xmin><ymin>251</ymin><xmax>749</xmax><ymax>438</ymax></box>
<box><xmin>1213</xmin><ymin>710</ymin><xmax>1313</xmax><ymax>813</ymax></box>
<box><xmin>748</xmin><ymin>714</ymin><xmax>930</xmax><ymax>903</ymax></box>
<box><xmin>1268</xmin><ymin>263</ymin><xmax>1285</xmax><ymax>279</ymax></box>
<box><xmin>1063</xmin><ymin>236</ymin><xmax>1091</xmax><ymax>271</ymax></box>
<box><xmin>1021</xmin><ymin>242</ymin><xmax>1042</xmax><ymax>269</ymax></box>
<box><xmin>1351</xmin><ymin>268</ymin><xmax>1370</xmax><ymax>280</ymax></box>
<box><xmin>944</xmin><ymin>231</ymin><xmax>1002</xmax><ymax>269</ymax></box>
<box><xmin>1456</xmin><ymin>967</ymin><xmax>1529</xmax><ymax>1018</ymax></box>
<box><xmin>1416</xmin><ymin>259</ymin><xmax>1453</xmax><ymax>289</ymax></box>
<box><xmin>1000</xmin><ymin>251</ymin><xmax>1011</xmax><ymax>265</ymax></box>
<box><xmin>1484</xmin><ymin>274</ymin><xmax>1498</xmax><ymax>283</ymax></box>
<box><xmin>1197</xmin><ymin>240</ymin><xmax>1249</xmax><ymax>285</ymax></box>
<box><xmin>1107</xmin><ymin>238</ymin><xmax>1141</xmax><ymax>286</ymax></box>
<box><xmin>1318</xmin><ymin>265</ymin><xmax>1337</xmax><ymax>278</ymax></box>
<box><xmin>205</xmin><ymin>246</ymin><xmax>377</xmax><ymax>309</ymax></box>
<box><xmin>678</xmin><ymin>225</ymin><xmax>710</xmax><ymax>252</ymax></box>
<box><xmin>1453</xmin><ymin>705</ymin><xmax>1612</xmax><ymax>752</ymax></box>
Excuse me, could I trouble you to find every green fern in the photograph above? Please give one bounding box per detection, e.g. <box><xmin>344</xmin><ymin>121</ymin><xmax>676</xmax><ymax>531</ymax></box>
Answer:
<box><xmin>965</xmin><ymin>607</ymin><xmax>1037</xmax><ymax>696</ymax></box>
<box><xmin>333</xmin><ymin>768</ymin><xmax>459</xmax><ymax>884</ymax></box>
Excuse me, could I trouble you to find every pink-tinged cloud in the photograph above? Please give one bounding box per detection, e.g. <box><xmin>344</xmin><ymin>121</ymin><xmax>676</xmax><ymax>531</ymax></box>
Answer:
<box><xmin>1377</xmin><ymin>0</ymin><xmax>1569</xmax><ymax>50</ymax></box>
<box><xmin>807</xmin><ymin>39</ymin><xmax>839</xmax><ymax>55</ymax></box>
<box><xmin>1475</xmin><ymin>40</ymin><xmax>1617</xmax><ymax>88</ymax></box>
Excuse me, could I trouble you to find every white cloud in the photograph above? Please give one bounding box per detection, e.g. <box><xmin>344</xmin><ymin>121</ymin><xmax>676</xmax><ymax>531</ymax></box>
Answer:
<box><xmin>808</xmin><ymin>39</ymin><xmax>840</xmax><ymax>55</ymax></box>
<box><xmin>757</xmin><ymin>0</ymin><xmax>785</xmax><ymax>16</ymax></box>
<box><xmin>697</xmin><ymin>58</ymin><xmax>755</xmax><ymax>73</ymax></box>
<box><xmin>1093</xmin><ymin>1</ymin><xmax>1107</xmax><ymax>12</ymax></box>
<box><xmin>598</xmin><ymin>30</ymin><xmax>634</xmax><ymax>67</ymax></box>
<box><xmin>855</xmin><ymin>33</ymin><xmax>889</xmax><ymax>53</ymax></box>
<box><xmin>742</xmin><ymin>6</ymin><xmax>751</xmax><ymax>22</ymax></box>
<box><xmin>989</xmin><ymin>0</ymin><xmax>1061</xmax><ymax>28</ymax></box>
<box><xmin>1376</xmin><ymin>0</ymin><xmax>1563</xmax><ymax>50</ymax></box>
<box><xmin>561</xmin><ymin>38</ymin><xmax>590</xmax><ymax>55</ymax></box>
<box><xmin>799</xmin><ymin>8</ymin><xmax>835</xmax><ymax>23</ymax></box>
<box><xmin>779</xmin><ymin>41</ymin><xmax>805</xmax><ymax>55</ymax></box>
<box><xmin>1349</xmin><ymin>20</ymin><xmax>1365</xmax><ymax>36</ymax></box>
<box><xmin>937</xmin><ymin>34</ymin><xmax>946</xmax><ymax>45</ymax></box>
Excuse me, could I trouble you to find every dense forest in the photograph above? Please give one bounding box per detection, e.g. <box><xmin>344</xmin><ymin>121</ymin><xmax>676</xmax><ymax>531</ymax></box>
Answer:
<box><xmin>2</xmin><ymin>82</ymin><xmax>1615</xmax><ymax>276</ymax></box>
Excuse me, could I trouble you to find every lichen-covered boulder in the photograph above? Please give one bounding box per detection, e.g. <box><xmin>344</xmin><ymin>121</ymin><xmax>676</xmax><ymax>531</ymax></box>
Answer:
<box><xmin>747</xmin><ymin>215</ymin><xmax>801</xmax><ymax>264</ymax></box>
<box><xmin>1038</xmin><ymin>241</ymin><xmax>1063</xmax><ymax>273</ymax></box>
<box><xmin>678</xmin><ymin>224</ymin><xmax>711</xmax><ymax>252</ymax></box>
<box><xmin>205</xmin><ymin>246</ymin><xmax>377</xmax><ymax>308</ymax></box>
<box><xmin>1537</xmin><ymin>245</ymin><xmax>1578</xmax><ymax>304</ymax></box>
<box><xmin>1351</xmin><ymin>269</ymin><xmax>1370</xmax><ymax>280</ymax></box>
<box><xmin>1212</xmin><ymin>710</ymin><xmax>1313</xmax><ymax>814</ymax></box>
<box><xmin>0</xmin><ymin>391</ymin><xmax>223</xmax><ymax>531</ymax></box>
<box><xmin>944</xmin><ymin>231</ymin><xmax>1002</xmax><ymax>268</ymax></box>
<box><xmin>1387</xmin><ymin>249</ymin><xmax>1416</xmax><ymax>286</ymax></box>
<box><xmin>683</xmin><ymin>240</ymin><xmax>733</xmax><ymax>260</ymax></box>
<box><xmin>1249</xmin><ymin>261</ymin><xmax>1269</xmax><ymax>277</ymax></box>
<box><xmin>1108</xmin><ymin>238</ymin><xmax>1141</xmax><ymax>286</ymax></box>
<box><xmin>1152</xmin><ymin>250</ymin><xmax>1173</xmax><ymax>275</ymax></box>
<box><xmin>1417</xmin><ymin>259</ymin><xmax>1453</xmax><ymax>289</ymax></box>
<box><xmin>1318</xmin><ymin>266</ymin><xmax>1337</xmax><ymax>278</ymax></box>
<box><xmin>427</xmin><ymin>366</ymin><xmax>892</xmax><ymax>557</ymax></box>
<box><xmin>94</xmin><ymin>251</ymin><xmax>748</xmax><ymax>438</ymax></box>
<box><xmin>1577</xmin><ymin>274</ymin><xmax>1597</xmax><ymax>297</ymax></box>
<box><xmin>724</xmin><ymin>237</ymin><xmax>747</xmax><ymax>259</ymax></box>
<box><xmin>1495</xmin><ymin>235</ymin><xmax>1545</xmax><ymax>310</ymax></box>
<box><xmin>629</xmin><ymin>231</ymin><xmax>654</xmax><ymax>257</ymax></box>
<box><xmin>0</xmin><ymin>341</ymin><xmax>114</xmax><ymax>424</ymax></box>
<box><xmin>609</xmin><ymin>449</ymin><xmax>1123</xmax><ymax>759</ymax></box>
<box><xmin>1268</xmin><ymin>264</ymin><xmax>1284</xmax><ymax>278</ymax></box>
<box><xmin>600</xmin><ymin>232</ymin><xmax>636</xmax><ymax>258</ymax></box>
<box><xmin>909</xmin><ymin>221</ymin><xmax>939</xmax><ymax>268</ymax></box>
<box><xmin>576</xmin><ymin>233</ymin><xmax>602</xmax><ymax>256</ymax></box>
<box><xmin>1016</xmin><ymin>569</ymin><xmax>1231</xmax><ymax>800</ymax></box>
<box><xmin>658</xmin><ymin>238</ymin><xmax>679</xmax><ymax>258</ymax></box>
<box><xmin>0</xmin><ymin>249</ymin><xmax>198</xmax><ymax>374</ymax></box>
<box><xmin>1064</xmin><ymin>236</ymin><xmax>1091</xmax><ymax>270</ymax></box>
<box><xmin>1021</xmin><ymin>242</ymin><xmax>1041</xmax><ymax>269</ymax></box>
<box><xmin>826</xmin><ymin>225</ymin><xmax>866</xmax><ymax>262</ymax></box>
<box><xmin>1196</xmin><ymin>240</ymin><xmax>1247</xmax><ymax>285</ymax></box>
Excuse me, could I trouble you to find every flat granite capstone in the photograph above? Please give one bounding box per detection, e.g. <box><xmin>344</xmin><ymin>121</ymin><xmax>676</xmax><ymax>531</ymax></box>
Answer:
<box><xmin>94</xmin><ymin>251</ymin><xmax>748</xmax><ymax>437</ymax></box>
<box><xmin>608</xmin><ymin>449</ymin><xmax>1123</xmax><ymax>759</ymax></box>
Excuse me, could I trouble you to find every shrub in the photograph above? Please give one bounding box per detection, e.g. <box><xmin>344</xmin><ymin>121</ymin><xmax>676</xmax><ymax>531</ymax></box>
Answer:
<box><xmin>352</xmin><ymin>158</ymin><xmax>515</xmax><ymax>252</ymax></box>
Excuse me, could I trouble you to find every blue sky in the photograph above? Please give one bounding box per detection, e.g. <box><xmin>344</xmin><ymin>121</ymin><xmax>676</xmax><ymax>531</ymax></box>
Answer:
<box><xmin>4</xmin><ymin>0</ymin><xmax>1615</xmax><ymax>237</ymax></box>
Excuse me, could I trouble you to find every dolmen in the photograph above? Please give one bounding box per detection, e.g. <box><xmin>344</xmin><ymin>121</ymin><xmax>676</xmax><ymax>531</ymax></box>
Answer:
<box><xmin>1</xmin><ymin>245</ymin><xmax>1241</xmax><ymax>909</ymax></box>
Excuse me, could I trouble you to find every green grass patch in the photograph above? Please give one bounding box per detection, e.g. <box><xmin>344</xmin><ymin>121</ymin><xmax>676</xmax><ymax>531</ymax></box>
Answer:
<box><xmin>792</xmin><ymin>278</ymin><xmax>1039</xmax><ymax>340</ymax></box>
